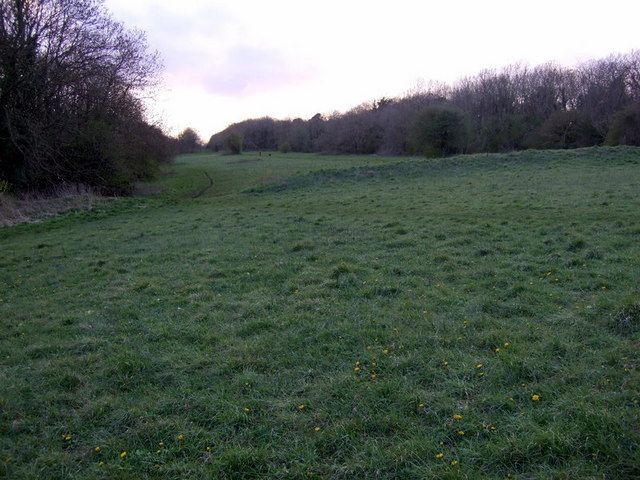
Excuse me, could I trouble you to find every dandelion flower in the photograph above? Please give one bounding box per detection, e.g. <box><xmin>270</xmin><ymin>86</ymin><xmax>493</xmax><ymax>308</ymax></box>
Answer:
<box><xmin>354</xmin><ymin>367</ymin><xmax>361</xmax><ymax>373</ymax></box>
<box><xmin>63</xmin><ymin>435</ymin><xmax>72</xmax><ymax>442</ymax></box>
<box><xmin>494</xmin><ymin>348</ymin><xmax>500</xmax><ymax>353</ymax></box>
<box><xmin>177</xmin><ymin>434</ymin><xmax>185</xmax><ymax>441</ymax></box>
<box><xmin>383</xmin><ymin>349</ymin><xmax>390</xmax><ymax>355</ymax></box>
<box><xmin>159</xmin><ymin>441</ymin><xmax>164</xmax><ymax>447</ymax></box>
<box><xmin>457</xmin><ymin>430</ymin><xmax>465</xmax><ymax>436</ymax></box>
<box><xmin>435</xmin><ymin>453</ymin><xmax>444</xmax><ymax>459</ymax></box>
<box><xmin>451</xmin><ymin>460</ymin><xmax>459</xmax><ymax>466</ymax></box>
<box><xmin>94</xmin><ymin>447</ymin><xmax>101</xmax><ymax>453</ymax></box>
<box><xmin>370</xmin><ymin>373</ymin><xmax>377</xmax><ymax>380</ymax></box>
<box><xmin>475</xmin><ymin>363</ymin><xmax>484</xmax><ymax>369</ymax></box>
<box><xmin>504</xmin><ymin>342</ymin><xmax>510</xmax><ymax>347</ymax></box>
<box><xmin>532</xmin><ymin>394</ymin><xmax>541</xmax><ymax>402</ymax></box>
<box><xmin>314</xmin><ymin>426</ymin><xmax>321</xmax><ymax>432</ymax></box>
<box><xmin>120</xmin><ymin>451</ymin><xmax>127</xmax><ymax>459</ymax></box>
<box><xmin>453</xmin><ymin>414</ymin><xmax>463</xmax><ymax>420</ymax></box>
<box><xmin>244</xmin><ymin>407</ymin><xmax>251</xmax><ymax>413</ymax></box>
<box><xmin>418</xmin><ymin>403</ymin><xmax>425</xmax><ymax>409</ymax></box>
<box><xmin>298</xmin><ymin>404</ymin><xmax>306</xmax><ymax>411</ymax></box>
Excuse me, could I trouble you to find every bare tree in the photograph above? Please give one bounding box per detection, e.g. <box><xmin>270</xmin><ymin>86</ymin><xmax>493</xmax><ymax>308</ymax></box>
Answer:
<box><xmin>205</xmin><ymin>50</ymin><xmax>640</xmax><ymax>157</ymax></box>
<box><xmin>0</xmin><ymin>0</ymin><xmax>170</xmax><ymax>193</ymax></box>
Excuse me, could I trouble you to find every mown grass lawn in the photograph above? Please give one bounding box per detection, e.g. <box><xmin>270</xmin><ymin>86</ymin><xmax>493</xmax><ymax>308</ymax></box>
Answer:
<box><xmin>1</xmin><ymin>147</ymin><xmax>640</xmax><ymax>479</ymax></box>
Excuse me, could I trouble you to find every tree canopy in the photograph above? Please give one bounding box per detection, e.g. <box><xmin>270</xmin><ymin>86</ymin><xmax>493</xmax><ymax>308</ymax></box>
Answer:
<box><xmin>0</xmin><ymin>0</ymin><xmax>175</xmax><ymax>193</ymax></box>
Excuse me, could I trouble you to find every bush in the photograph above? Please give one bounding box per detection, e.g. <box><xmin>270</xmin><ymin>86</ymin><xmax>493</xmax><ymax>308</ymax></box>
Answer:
<box><xmin>223</xmin><ymin>133</ymin><xmax>243</xmax><ymax>155</ymax></box>
<box><xmin>525</xmin><ymin>110</ymin><xmax>601</xmax><ymax>149</ymax></box>
<box><xmin>605</xmin><ymin>104</ymin><xmax>640</xmax><ymax>146</ymax></box>
<box><xmin>407</xmin><ymin>106</ymin><xmax>469</xmax><ymax>157</ymax></box>
<box><xmin>278</xmin><ymin>141</ymin><xmax>292</xmax><ymax>153</ymax></box>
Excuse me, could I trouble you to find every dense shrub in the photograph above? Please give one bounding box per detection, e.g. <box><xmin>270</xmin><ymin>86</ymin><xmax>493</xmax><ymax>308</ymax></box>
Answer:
<box><xmin>605</xmin><ymin>104</ymin><xmax>640</xmax><ymax>146</ymax></box>
<box><xmin>526</xmin><ymin>111</ymin><xmax>601</xmax><ymax>150</ymax></box>
<box><xmin>407</xmin><ymin>106</ymin><xmax>469</xmax><ymax>157</ymax></box>
<box><xmin>223</xmin><ymin>133</ymin><xmax>244</xmax><ymax>155</ymax></box>
<box><xmin>278</xmin><ymin>142</ymin><xmax>292</xmax><ymax>153</ymax></box>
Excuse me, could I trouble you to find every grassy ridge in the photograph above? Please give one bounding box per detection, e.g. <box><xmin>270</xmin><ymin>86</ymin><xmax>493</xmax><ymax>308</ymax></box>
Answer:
<box><xmin>1</xmin><ymin>148</ymin><xmax>639</xmax><ymax>479</ymax></box>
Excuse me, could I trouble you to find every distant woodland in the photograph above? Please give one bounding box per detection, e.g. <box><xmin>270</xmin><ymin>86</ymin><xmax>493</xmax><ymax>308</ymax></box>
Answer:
<box><xmin>208</xmin><ymin>51</ymin><xmax>640</xmax><ymax>156</ymax></box>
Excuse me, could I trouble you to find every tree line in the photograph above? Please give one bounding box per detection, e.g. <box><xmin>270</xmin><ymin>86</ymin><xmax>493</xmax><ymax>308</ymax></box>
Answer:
<box><xmin>207</xmin><ymin>51</ymin><xmax>640</xmax><ymax>156</ymax></box>
<box><xmin>0</xmin><ymin>0</ymin><xmax>175</xmax><ymax>195</ymax></box>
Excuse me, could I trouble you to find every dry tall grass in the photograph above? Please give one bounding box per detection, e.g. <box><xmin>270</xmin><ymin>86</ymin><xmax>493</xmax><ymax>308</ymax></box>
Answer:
<box><xmin>0</xmin><ymin>184</ymin><xmax>96</xmax><ymax>226</ymax></box>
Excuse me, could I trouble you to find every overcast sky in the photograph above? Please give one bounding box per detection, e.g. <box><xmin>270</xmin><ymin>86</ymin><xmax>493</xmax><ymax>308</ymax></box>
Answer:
<box><xmin>105</xmin><ymin>0</ymin><xmax>639</xmax><ymax>140</ymax></box>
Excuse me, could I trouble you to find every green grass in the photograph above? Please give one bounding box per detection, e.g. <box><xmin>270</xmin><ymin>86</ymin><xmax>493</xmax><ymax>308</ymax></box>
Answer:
<box><xmin>1</xmin><ymin>148</ymin><xmax>640</xmax><ymax>479</ymax></box>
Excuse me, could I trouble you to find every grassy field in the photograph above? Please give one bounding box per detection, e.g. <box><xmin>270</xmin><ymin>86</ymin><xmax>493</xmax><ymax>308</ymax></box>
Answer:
<box><xmin>1</xmin><ymin>147</ymin><xmax>640</xmax><ymax>479</ymax></box>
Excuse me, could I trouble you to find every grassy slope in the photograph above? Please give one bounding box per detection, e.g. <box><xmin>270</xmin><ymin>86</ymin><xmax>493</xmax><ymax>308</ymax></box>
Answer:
<box><xmin>1</xmin><ymin>148</ymin><xmax>639</xmax><ymax>479</ymax></box>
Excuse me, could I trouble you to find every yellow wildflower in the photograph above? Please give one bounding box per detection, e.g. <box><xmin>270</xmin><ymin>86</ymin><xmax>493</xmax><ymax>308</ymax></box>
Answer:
<box><xmin>120</xmin><ymin>451</ymin><xmax>127</xmax><ymax>459</ymax></box>
<box><xmin>457</xmin><ymin>430</ymin><xmax>465</xmax><ymax>436</ymax></box>
<box><xmin>298</xmin><ymin>404</ymin><xmax>306</xmax><ymax>411</ymax></box>
<box><xmin>94</xmin><ymin>447</ymin><xmax>101</xmax><ymax>453</ymax></box>
<box><xmin>435</xmin><ymin>453</ymin><xmax>444</xmax><ymax>459</ymax></box>
<box><xmin>314</xmin><ymin>426</ymin><xmax>321</xmax><ymax>432</ymax></box>
<box><xmin>177</xmin><ymin>434</ymin><xmax>185</xmax><ymax>441</ymax></box>
<box><xmin>532</xmin><ymin>394</ymin><xmax>541</xmax><ymax>402</ymax></box>
<box><xmin>453</xmin><ymin>414</ymin><xmax>463</xmax><ymax>420</ymax></box>
<box><xmin>451</xmin><ymin>460</ymin><xmax>459</xmax><ymax>466</ymax></box>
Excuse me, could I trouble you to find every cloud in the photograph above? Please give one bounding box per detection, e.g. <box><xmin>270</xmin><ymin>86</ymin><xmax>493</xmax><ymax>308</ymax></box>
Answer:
<box><xmin>200</xmin><ymin>45</ymin><xmax>314</xmax><ymax>96</ymax></box>
<box><xmin>105</xmin><ymin>0</ymin><xmax>640</xmax><ymax>137</ymax></box>
<box><xmin>107</xmin><ymin>1</ymin><xmax>315</xmax><ymax>97</ymax></box>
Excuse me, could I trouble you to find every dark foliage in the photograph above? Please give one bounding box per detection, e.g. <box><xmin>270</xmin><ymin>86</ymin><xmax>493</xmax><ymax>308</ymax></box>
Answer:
<box><xmin>526</xmin><ymin>110</ymin><xmax>601</xmax><ymax>149</ymax></box>
<box><xmin>605</xmin><ymin>104</ymin><xmax>640</xmax><ymax>146</ymax></box>
<box><xmin>222</xmin><ymin>133</ymin><xmax>243</xmax><ymax>155</ymax></box>
<box><xmin>407</xmin><ymin>106</ymin><xmax>469</xmax><ymax>157</ymax></box>
<box><xmin>176</xmin><ymin>128</ymin><xmax>203</xmax><ymax>154</ymax></box>
<box><xmin>0</xmin><ymin>0</ymin><xmax>175</xmax><ymax>194</ymax></box>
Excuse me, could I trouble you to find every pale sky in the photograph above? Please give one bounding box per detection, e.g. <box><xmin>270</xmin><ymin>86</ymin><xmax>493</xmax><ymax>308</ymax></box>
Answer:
<box><xmin>105</xmin><ymin>0</ymin><xmax>639</xmax><ymax>141</ymax></box>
